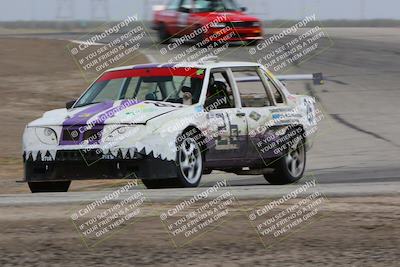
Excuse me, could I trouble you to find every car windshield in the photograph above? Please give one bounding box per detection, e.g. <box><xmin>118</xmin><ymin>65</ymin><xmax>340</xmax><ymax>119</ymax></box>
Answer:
<box><xmin>74</xmin><ymin>67</ymin><xmax>206</xmax><ymax>107</ymax></box>
<box><xmin>194</xmin><ymin>0</ymin><xmax>241</xmax><ymax>12</ymax></box>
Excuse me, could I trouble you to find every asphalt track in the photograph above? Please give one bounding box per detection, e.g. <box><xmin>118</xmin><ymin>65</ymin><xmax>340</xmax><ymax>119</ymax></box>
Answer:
<box><xmin>1</xmin><ymin>27</ymin><xmax>399</xmax><ymax>202</ymax></box>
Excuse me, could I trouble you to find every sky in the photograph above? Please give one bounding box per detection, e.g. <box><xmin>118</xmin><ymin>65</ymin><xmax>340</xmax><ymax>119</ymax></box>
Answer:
<box><xmin>0</xmin><ymin>0</ymin><xmax>399</xmax><ymax>21</ymax></box>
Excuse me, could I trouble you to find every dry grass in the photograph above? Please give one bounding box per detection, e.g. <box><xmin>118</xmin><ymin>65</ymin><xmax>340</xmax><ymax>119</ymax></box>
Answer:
<box><xmin>0</xmin><ymin>38</ymin><xmax>149</xmax><ymax>193</ymax></box>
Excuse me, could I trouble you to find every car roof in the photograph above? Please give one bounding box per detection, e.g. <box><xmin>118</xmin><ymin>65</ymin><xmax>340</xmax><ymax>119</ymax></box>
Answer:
<box><xmin>105</xmin><ymin>61</ymin><xmax>261</xmax><ymax>72</ymax></box>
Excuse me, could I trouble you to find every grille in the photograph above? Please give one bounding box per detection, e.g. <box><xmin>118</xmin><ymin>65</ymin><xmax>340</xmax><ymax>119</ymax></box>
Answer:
<box><xmin>232</xmin><ymin>32</ymin><xmax>259</xmax><ymax>39</ymax></box>
<box><xmin>62</xmin><ymin>127</ymin><xmax>103</xmax><ymax>143</ymax></box>
<box><xmin>62</xmin><ymin>129</ymin><xmax>80</xmax><ymax>141</ymax></box>
<box><xmin>57</xmin><ymin>150</ymin><xmax>84</xmax><ymax>161</ymax></box>
<box><xmin>56</xmin><ymin>150</ymin><xmax>102</xmax><ymax>161</ymax></box>
<box><xmin>83</xmin><ymin>129</ymin><xmax>102</xmax><ymax>142</ymax></box>
<box><xmin>228</xmin><ymin>21</ymin><xmax>258</xmax><ymax>28</ymax></box>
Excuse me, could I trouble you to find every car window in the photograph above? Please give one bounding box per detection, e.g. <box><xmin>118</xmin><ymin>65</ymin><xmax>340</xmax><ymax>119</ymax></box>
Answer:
<box><xmin>124</xmin><ymin>77</ymin><xmax>185</xmax><ymax>102</ymax></box>
<box><xmin>265</xmin><ymin>77</ymin><xmax>284</xmax><ymax>104</ymax></box>
<box><xmin>78</xmin><ymin>78</ymin><xmax>125</xmax><ymax>105</ymax></box>
<box><xmin>167</xmin><ymin>0</ymin><xmax>181</xmax><ymax>10</ymax></box>
<box><xmin>194</xmin><ymin>0</ymin><xmax>210</xmax><ymax>10</ymax></box>
<box><xmin>123</xmin><ymin>78</ymin><xmax>139</xmax><ymax>99</ymax></box>
<box><xmin>232</xmin><ymin>68</ymin><xmax>272</xmax><ymax>107</ymax></box>
<box><xmin>193</xmin><ymin>0</ymin><xmax>240</xmax><ymax>12</ymax></box>
<box><xmin>75</xmin><ymin>68</ymin><xmax>205</xmax><ymax>107</ymax></box>
<box><xmin>124</xmin><ymin>78</ymin><xmax>162</xmax><ymax>101</ymax></box>
<box><xmin>180</xmin><ymin>0</ymin><xmax>192</xmax><ymax>11</ymax></box>
<box><xmin>205</xmin><ymin>70</ymin><xmax>235</xmax><ymax>110</ymax></box>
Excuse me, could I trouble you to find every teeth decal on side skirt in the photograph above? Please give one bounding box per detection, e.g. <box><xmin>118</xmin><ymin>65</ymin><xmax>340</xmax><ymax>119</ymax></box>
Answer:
<box><xmin>48</xmin><ymin>150</ymin><xmax>57</xmax><ymax>161</ymax></box>
<box><xmin>31</xmin><ymin>150</ymin><xmax>39</xmax><ymax>161</ymax></box>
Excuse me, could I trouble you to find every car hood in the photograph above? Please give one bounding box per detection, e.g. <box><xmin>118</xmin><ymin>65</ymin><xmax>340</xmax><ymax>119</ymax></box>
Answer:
<box><xmin>28</xmin><ymin>100</ymin><xmax>185</xmax><ymax>127</ymax></box>
<box><xmin>196</xmin><ymin>11</ymin><xmax>260</xmax><ymax>22</ymax></box>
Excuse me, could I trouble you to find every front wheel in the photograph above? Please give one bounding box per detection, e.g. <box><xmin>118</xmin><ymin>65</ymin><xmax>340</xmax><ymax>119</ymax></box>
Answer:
<box><xmin>142</xmin><ymin>135</ymin><xmax>203</xmax><ymax>189</ymax></box>
<box><xmin>246</xmin><ymin>39</ymin><xmax>260</xmax><ymax>46</ymax></box>
<box><xmin>141</xmin><ymin>179</ymin><xmax>180</xmax><ymax>189</ymax></box>
<box><xmin>158</xmin><ymin>23</ymin><xmax>171</xmax><ymax>44</ymax></box>
<box><xmin>28</xmin><ymin>181</ymin><xmax>71</xmax><ymax>193</ymax></box>
<box><xmin>264</xmin><ymin>133</ymin><xmax>306</xmax><ymax>185</ymax></box>
<box><xmin>176</xmin><ymin>137</ymin><xmax>203</xmax><ymax>187</ymax></box>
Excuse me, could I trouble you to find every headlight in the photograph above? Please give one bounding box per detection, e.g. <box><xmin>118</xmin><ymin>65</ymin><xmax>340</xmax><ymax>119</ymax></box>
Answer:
<box><xmin>252</xmin><ymin>21</ymin><xmax>261</xmax><ymax>27</ymax></box>
<box><xmin>210</xmin><ymin>22</ymin><xmax>227</xmax><ymax>28</ymax></box>
<box><xmin>35</xmin><ymin>127</ymin><xmax>58</xmax><ymax>145</ymax></box>
<box><xmin>104</xmin><ymin>126</ymin><xmax>139</xmax><ymax>143</ymax></box>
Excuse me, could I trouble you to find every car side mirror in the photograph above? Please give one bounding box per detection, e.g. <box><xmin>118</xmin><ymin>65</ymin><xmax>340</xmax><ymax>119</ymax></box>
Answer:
<box><xmin>66</xmin><ymin>100</ymin><xmax>76</xmax><ymax>109</ymax></box>
<box><xmin>240</xmin><ymin>7</ymin><xmax>247</xmax><ymax>12</ymax></box>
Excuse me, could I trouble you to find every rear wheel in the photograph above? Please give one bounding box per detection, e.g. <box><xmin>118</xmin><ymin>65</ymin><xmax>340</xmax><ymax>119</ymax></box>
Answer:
<box><xmin>28</xmin><ymin>181</ymin><xmax>71</xmax><ymax>193</ymax></box>
<box><xmin>264</xmin><ymin>131</ymin><xmax>306</xmax><ymax>185</ymax></box>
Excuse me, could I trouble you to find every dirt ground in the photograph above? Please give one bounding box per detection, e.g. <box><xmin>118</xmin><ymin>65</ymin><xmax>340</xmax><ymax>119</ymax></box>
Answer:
<box><xmin>0</xmin><ymin>35</ymin><xmax>399</xmax><ymax>267</ymax></box>
<box><xmin>0</xmin><ymin>38</ymin><xmax>149</xmax><ymax>193</ymax></box>
<box><xmin>0</xmin><ymin>196</ymin><xmax>398</xmax><ymax>266</ymax></box>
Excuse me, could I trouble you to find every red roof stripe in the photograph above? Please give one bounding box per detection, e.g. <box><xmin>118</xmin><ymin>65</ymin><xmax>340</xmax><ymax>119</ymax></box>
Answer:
<box><xmin>99</xmin><ymin>67</ymin><xmax>204</xmax><ymax>81</ymax></box>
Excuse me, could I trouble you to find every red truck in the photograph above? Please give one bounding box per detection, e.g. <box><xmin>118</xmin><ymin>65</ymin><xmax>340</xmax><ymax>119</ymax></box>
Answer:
<box><xmin>153</xmin><ymin>0</ymin><xmax>263</xmax><ymax>45</ymax></box>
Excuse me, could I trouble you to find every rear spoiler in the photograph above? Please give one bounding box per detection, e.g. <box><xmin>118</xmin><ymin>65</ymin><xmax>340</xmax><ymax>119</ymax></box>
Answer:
<box><xmin>234</xmin><ymin>73</ymin><xmax>324</xmax><ymax>85</ymax></box>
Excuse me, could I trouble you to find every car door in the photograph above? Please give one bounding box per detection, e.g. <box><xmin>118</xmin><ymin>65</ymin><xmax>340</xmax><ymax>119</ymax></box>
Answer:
<box><xmin>203</xmin><ymin>68</ymin><xmax>248</xmax><ymax>162</ymax></box>
<box><xmin>230</xmin><ymin>66</ymin><xmax>282</xmax><ymax>163</ymax></box>
<box><xmin>176</xmin><ymin>0</ymin><xmax>193</xmax><ymax>33</ymax></box>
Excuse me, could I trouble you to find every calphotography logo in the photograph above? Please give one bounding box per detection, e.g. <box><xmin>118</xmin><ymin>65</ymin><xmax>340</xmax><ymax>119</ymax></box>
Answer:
<box><xmin>157</xmin><ymin>12</ymin><xmax>238</xmax><ymax>69</ymax></box>
<box><xmin>70</xmin><ymin>180</ymin><xmax>150</xmax><ymax>248</ymax></box>
<box><xmin>248</xmin><ymin>177</ymin><xmax>328</xmax><ymax>248</ymax></box>
<box><xmin>67</xmin><ymin>15</ymin><xmax>150</xmax><ymax>81</ymax></box>
<box><xmin>159</xmin><ymin>180</ymin><xmax>239</xmax><ymax>247</ymax></box>
<box><xmin>8</xmin><ymin>0</ymin><xmax>400</xmax><ymax>265</ymax></box>
<box><xmin>249</xmin><ymin>14</ymin><xmax>334</xmax><ymax>73</ymax></box>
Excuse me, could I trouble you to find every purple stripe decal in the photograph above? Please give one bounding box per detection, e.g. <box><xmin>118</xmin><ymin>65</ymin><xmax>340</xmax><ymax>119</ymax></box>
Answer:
<box><xmin>64</xmin><ymin>101</ymin><xmax>114</xmax><ymax>126</ymax></box>
<box><xmin>159</xmin><ymin>63</ymin><xmax>177</xmax><ymax>68</ymax></box>
<box><xmin>85</xmin><ymin>99</ymin><xmax>142</xmax><ymax>145</ymax></box>
<box><xmin>59</xmin><ymin>99</ymin><xmax>142</xmax><ymax>146</ymax></box>
<box><xmin>60</xmin><ymin>101</ymin><xmax>114</xmax><ymax>145</ymax></box>
<box><xmin>88</xmin><ymin>99</ymin><xmax>141</xmax><ymax>126</ymax></box>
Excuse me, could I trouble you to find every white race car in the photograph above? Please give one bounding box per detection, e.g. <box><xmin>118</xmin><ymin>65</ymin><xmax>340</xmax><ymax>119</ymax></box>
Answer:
<box><xmin>23</xmin><ymin>57</ymin><xmax>321</xmax><ymax>192</ymax></box>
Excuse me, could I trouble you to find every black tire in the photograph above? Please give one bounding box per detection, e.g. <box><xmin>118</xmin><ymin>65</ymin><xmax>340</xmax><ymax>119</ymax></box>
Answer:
<box><xmin>264</xmin><ymin>128</ymin><xmax>306</xmax><ymax>185</ymax></box>
<box><xmin>28</xmin><ymin>181</ymin><xmax>71</xmax><ymax>193</ymax></box>
<box><xmin>174</xmin><ymin>130</ymin><xmax>204</xmax><ymax>187</ymax></box>
<box><xmin>141</xmin><ymin>179</ymin><xmax>180</xmax><ymax>189</ymax></box>
<box><xmin>246</xmin><ymin>39</ymin><xmax>260</xmax><ymax>46</ymax></box>
<box><xmin>203</xmin><ymin>168</ymin><xmax>212</xmax><ymax>175</ymax></box>
<box><xmin>158</xmin><ymin>23</ymin><xmax>171</xmax><ymax>44</ymax></box>
<box><xmin>194</xmin><ymin>25</ymin><xmax>209</xmax><ymax>47</ymax></box>
<box><xmin>142</xmin><ymin>129</ymin><xmax>204</xmax><ymax>189</ymax></box>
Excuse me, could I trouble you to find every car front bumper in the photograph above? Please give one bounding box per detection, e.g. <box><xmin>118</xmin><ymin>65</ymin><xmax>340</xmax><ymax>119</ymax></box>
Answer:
<box><xmin>206</xmin><ymin>27</ymin><xmax>263</xmax><ymax>42</ymax></box>
<box><xmin>24</xmin><ymin>149</ymin><xmax>178</xmax><ymax>182</ymax></box>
